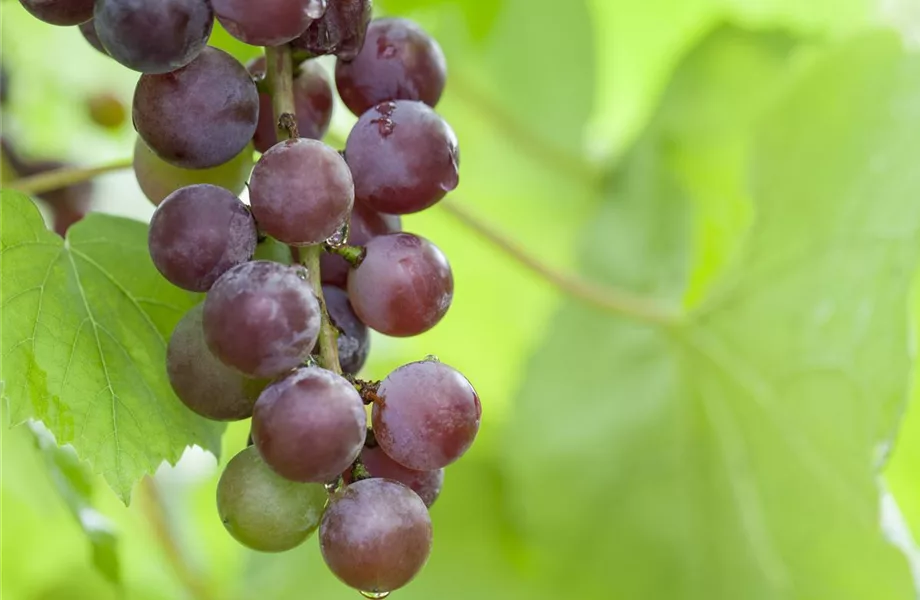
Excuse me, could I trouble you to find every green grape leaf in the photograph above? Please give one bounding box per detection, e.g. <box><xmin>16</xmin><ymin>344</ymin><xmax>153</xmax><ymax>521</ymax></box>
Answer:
<box><xmin>27</xmin><ymin>420</ymin><xmax>120</xmax><ymax>584</ymax></box>
<box><xmin>377</xmin><ymin>0</ymin><xmax>503</xmax><ymax>40</ymax></box>
<box><xmin>0</xmin><ymin>193</ymin><xmax>222</xmax><ymax>503</ymax></box>
<box><xmin>506</xmin><ymin>30</ymin><xmax>919</xmax><ymax>599</ymax></box>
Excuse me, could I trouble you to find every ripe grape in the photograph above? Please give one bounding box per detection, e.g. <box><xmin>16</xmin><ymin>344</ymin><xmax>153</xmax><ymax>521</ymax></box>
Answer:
<box><xmin>345</xmin><ymin>100</ymin><xmax>459</xmax><ymax>214</ymax></box>
<box><xmin>167</xmin><ymin>304</ymin><xmax>266</xmax><ymax>421</ymax></box>
<box><xmin>249</xmin><ymin>138</ymin><xmax>354</xmax><ymax>246</ymax></box>
<box><xmin>212</xmin><ymin>0</ymin><xmax>325</xmax><ymax>47</ymax></box>
<box><xmin>347</xmin><ymin>233</ymin><xmax>453</xmax><ymax>337</ymax></box>
<box><xmin>148</xmin><ymin>184</ymin><xmax>257</xmax><ymax>292</ymax></box>
<box><xmin>19</xmin><ymin>0</ymin><xmax>93</xmax><ymax>26</ymax></box>
<box><xmin>133</xmin><ymin>137</ymin><xmax>253</xmax><ymax>206</ymax></box>
<box><xmin>373</xmin><ymin>360</ymin><xmax>480</xmax><ymax>471</ymax></box>
<box><xmin>322</xmin><ymin>286</ymin><xmax>369</xmax><ymax>375</ymax></box>
<box><xmin>320</xmin><ymin>478</ymin><xmax>432</xmax><ymax>594</ymax></box>
<box><xmin>94</xmin><ymin>0</ymin><xmax>213</xmax><ymax>74</ymax></box>
<box><xmin>320</xmin><ymin>203</ymin><xmax>401</xmax><ymax>287</ymax></box>
<box><xmin>217</xmin><ymin>446</ymin><xmax>327</xmax><ymax>552</ymax></box>
<box><xmin>203</xmin><ymin>261</ymin><xmax>320</xmax><ymax>378</ymax></box>
<box><xmin>133</xmin><ymin>47</ymin><xmax>259</xmax><ymax>169</ymax></box>
<box><xmin>79</xmin><ymin>20</ymin><xmax>107</xmax><ymax>55</ymax></box>
<box><xmin>345</xmin><ymin>445</ymin><xmax>444</xmax><ymax>507</ymax></box>
<box><xmin>291</xmin><ymin>0</ymin><xmax>372</xmax><ymax>61</ymax></box>
<box><xmin>252</xmin><ymin>367</ymin><xmax>366</xmax><ymax>482</ymax></box>
<box><xmin>336</xmin><ymin>18</ymin><xmax>447</xmax><ymax>117</ymax></box>
<box><xmin>249</xmin><ymin>58</ymin><xmax>333</xmax><ymax>152</ymax></box>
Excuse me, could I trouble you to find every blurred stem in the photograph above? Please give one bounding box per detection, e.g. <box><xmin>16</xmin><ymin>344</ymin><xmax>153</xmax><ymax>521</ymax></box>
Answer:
<box><xmin>5</xmin><ymin>157</ymin><xmax>132</xmax><ymax>195</ymax></box>
<box><xmin>266</xmin><ymin>43</ymin><xmax>342</xmax><ymax>373</ymax></box>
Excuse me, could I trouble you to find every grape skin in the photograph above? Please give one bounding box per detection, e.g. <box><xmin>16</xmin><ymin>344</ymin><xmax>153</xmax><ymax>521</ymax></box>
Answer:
<box><xmin>322</xmin><ymin>285</ymin><xmax>369</xmax><ymax>375</ymax></box>
<box><xmin>167</xmin><ymin>304</ymin><xmax>266</xmax><ymax>421</ymax></box>
<box><xmin>19</xmin><ymin>0</ymin><xmax>94</xmax><ymax>26</ymax></box>
<box><xmin>252</xmin><ymin>367</ymin><xmax>366</xmax><ymax>483</ymax></box>
<box><xmin>203</xmin><ymin>261</ymin><xmax>320</xmax><ymax>378</ymax></box>
<box><xmin>217</xmin><ymin>446</ymin><xmax>328</xmax><ymax>552</ymax></box>
<box><xmin>345</xmin><ymin>100</ymin><xmax>459</xmax><ymax>215</ymax></box>
<box><xmin>373</xmin><ymin>360</ymin><xmax>480</xmax><ymax>471</ymax></box>
<box><xmin>320</xmin><ymin>203</ymin><xmax>401</xmax><ymax>287</ymax></box>
<box><xmin>148</xmin><ymin>184</ymin><xmax>257</xmax><ymax>292</ymax></box>
<box><xmin>291</xmin><ymin>0</ymin><xmax>372</xmax><ymax>61</ymax></box>
<box><xmin>345</xmin><ymin>445</ymin><xmax>444</xmax><ymax>507</ymax></box>
<box><xmin>320</xmin><ymin>478</ymin><xmax>432</xmax><ymax>594</ymax></box>
<box><xmin>79</xmin><ymin>20</ymin><xmax>108</xmax><ymax>55</ymax></box>
<box><xmin>347</xmin><ymin>233</ymin><xmax>453</xmax><ymax>337</ymax></box>
<box><xmin>336</xmin><ymin>18</ymin><xmax>447</xmax><ymax>117</ymax></box>
<box><xmin>249</xmin><ymin>138</ymin><xmax>354</xmax><ymax>246</ymax></box>
<box><xmin>94</xmin><ymin>0</ymin><xmax>213</xmax><ymax>74</ymax></box>
<box><xmin>133</xmin><ymin>47</ymin><xmax>259</xmax><ymax>169</ymax></box>
<box><xmin>212</xmin><ymin>0</ymin><xmax>322</xmax><ymax>47</ymax></box>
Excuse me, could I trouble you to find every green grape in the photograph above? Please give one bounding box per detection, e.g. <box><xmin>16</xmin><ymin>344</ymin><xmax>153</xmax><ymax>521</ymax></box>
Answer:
<box><xmin>252</xmin><ymin>235</ymin><xmax>294</xmax><ymax>265</ymax></box>
<box><xmin>217</xmin><ymin>446</ymin><xmax>328</xmax><ymax>552</ymax></box>
<box><xmin>133</xmin><ymin>137</ymin><xmax>254</xmax><ymax>206</ymax></box>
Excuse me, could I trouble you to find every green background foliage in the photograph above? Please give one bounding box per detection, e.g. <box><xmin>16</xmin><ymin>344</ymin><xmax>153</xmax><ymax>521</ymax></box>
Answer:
<box><xmin>3</xmin><ymin>0</ymin><xmax>920</xmax><ymax>598</ymax></box>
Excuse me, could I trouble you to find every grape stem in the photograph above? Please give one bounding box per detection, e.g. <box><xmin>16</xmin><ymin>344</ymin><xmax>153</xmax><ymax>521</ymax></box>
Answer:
<box><xmin>4</xmin><ymin>157</ymin><xmax>132</xmax><ymax>195</ymax></box>
<box><xmin>265</xmin><ymin>43</ymin><xmax>343</xmax><ymax>374</ymax></box>
<box><xmin>324</xmin><ymin>243</ymin><xmax>365</xmax><ymax>267</ymax></box>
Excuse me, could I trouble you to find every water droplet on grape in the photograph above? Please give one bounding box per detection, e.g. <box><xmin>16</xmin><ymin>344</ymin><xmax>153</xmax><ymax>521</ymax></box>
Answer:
<box><xmin>359</xmin><ymin>591</ymin><xmax>390</xmax><ymax>599</ymax></box>
<box><xmin>305</xmin><ymin>0</ymin><xmax>327</xmax><ymax>19</ymax></box>
<box><xmin>325</xmin><ymin>221</ymin><xmax>350</xmax><ymax>248</ymax></box>
<box><xmin>423</xmin><ymin>354</ymin><xmax>440</xmax><ymax>363</ymax></box>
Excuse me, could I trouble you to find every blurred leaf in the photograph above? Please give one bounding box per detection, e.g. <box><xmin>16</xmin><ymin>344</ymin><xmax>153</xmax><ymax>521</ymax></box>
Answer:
<box><xmin>28</xmin><ymin>420</ymin><xmax>121</xmax><ymax>585</ymax></box>
<box><xmin>377</xmin><ymin>0</ymin><xmax>503</xmax><ymax>40</ymax></box>
<box><xmin>0</xmin><ymin>192</ymin><xmax>221</xmax><ymax>503</ymax></box>
<box><xmin>507</xmin><ymin>30</ymin><xmax>919</xmax><ymax>599</ymax></box>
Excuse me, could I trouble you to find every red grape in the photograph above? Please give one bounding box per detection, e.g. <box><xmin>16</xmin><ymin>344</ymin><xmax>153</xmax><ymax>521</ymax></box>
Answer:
<box><xmin>291</xmin><ymin>0</ymin><xmax>372</xmax><ymax>61</ymax></box>
<box><xmin>212</xmin><ymin>0</ymin><xmax>326</xmax><ymax>47</ymax></box>
<box><xmin>20</xmin><ymin>0</ymin><xmax>93</xmax><ymax>26</ymax></box>
<box><xmin>345</xmin><ymin>445</ymin><xmax>444</xmax><ymax>507</ymax></box>
<box><xmin>320</xmin><ymin>203</ymin><xmax>401</xmax><ymax>287</ymax></box>
<box><xmin>322</xmin><ymin>285</ymin><xmax>369</xmax><ymax>375</ymax></box>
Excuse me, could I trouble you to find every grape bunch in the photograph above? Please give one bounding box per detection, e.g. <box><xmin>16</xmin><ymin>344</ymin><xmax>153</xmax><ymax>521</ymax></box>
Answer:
<box><xmin>19</xmin><ymin>0</ymin><xmax>480</xmax><ymax>596</ymax></box>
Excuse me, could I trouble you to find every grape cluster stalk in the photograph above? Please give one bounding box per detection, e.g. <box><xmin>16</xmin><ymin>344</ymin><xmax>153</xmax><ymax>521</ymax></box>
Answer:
<box><xmin>19</xmin><ymin>0</ymin><xmax>482</xmax><ymax>596</ymax></box>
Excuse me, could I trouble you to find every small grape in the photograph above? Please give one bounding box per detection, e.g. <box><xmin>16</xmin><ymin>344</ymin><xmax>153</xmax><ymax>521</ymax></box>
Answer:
<box><xmin>373</xmin><ymin>360</ymin><xmax>480</xmax><ymax>471</ymax></box>
<box><xmin>167</xmin><ymin>304</ymin><xmax>266</xmax><ymax>421</ymax></box>
<box><xmin>79</xmin><ymin>20</ymin><xmax>108</xmax><ymax>55</ymax></box>
<box><xmin>133</xmin><ymin>137</ymin><xmax>253</xmax><ymax>207</ymax></box>
<box><xmin>249</xmin><ymin>138</ymin><xmax>354</xmax><ymax>246</ymax></box>
<box><xmin>345</xmin><ymin>445</ymin><xmax>444</xmax><ymax>507</ymax></box>
<box><xmin>133</xmin><ymin>47</ymin><xmax>259</xmax><ymax>169</ymax></box>
<box><xmin>217</xmin><ymin>446</ymin><xmax>327</xmax><ymax>552</ymax></box>
<box><xmin>94</xmin><ymin>0</ymin><xmax>213</xmax><ymax>74</ymax></box>
<box><xmin>86</xmin><ymin>92</ymin><xmax>126</xmax><ymax>130</ymax></box>
<box><xmin>212</xmin><ymin>0</ymin><xmax>323</xmax><ymax>47</ymax></box>
<box><xmin>148</xmin><ymin>184</ymin><xmax>257</xmax><ymax>292</ymax></box>
<box><xmin>320</xmin><ymin>203</ymin><xmax>401</xmax><ymax>287</ymax></box>
<box><xmin>19</xmin><ymin>0</ymin><xmax>94</xmax><ymax>26</ymax></box>
<box><xmin>322</xmin><ymin>286</ymin><xmax>369</xmax><ymax>375</ymax></box>
<box><xmin>345</xmin><ymin>100</ymin><xmax>459</xmax><ymax>215</ymax></box>
<box><xmin>249</xmin><ymin>58</ymin><xmax>333</xmax><ymax>153</ymax></box>
<box><xmin>291</xmin><ymin>0</ymin><xmax>372</xmax><ymax>61</ymax></box>
<box><xmin>336</xmin><ymin>18</ymin><xmax>447</xmax><ymax>117</ymax></box>
<box><xmin>347</xmin><ymin>233</ymin><xmax>453</xmax><ymax>337</ymax></box>
<box><xmin>320</xmin><ymin>478</ymin><xmax>432</xmax><ymax>594</ymax></box>
<box><xmin>252</xmin><ymin>367</ymin><xmax>366</xmax><ymax>483</ymax></box>
<box><xmin>203</xmin><ymin>261</ymin><xmax>320</xmax><ymax>378</ymax></box>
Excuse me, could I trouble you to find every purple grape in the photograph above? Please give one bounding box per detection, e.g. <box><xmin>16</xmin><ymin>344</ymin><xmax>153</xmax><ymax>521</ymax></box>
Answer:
<box><xmin>148</xmin><ymin>184</ymin><xmax>257</xmax><ymax>292</ymax></box>
<box><xmin>373</xmin><ymin>360</ymin><xmax>480</xmax><ymax>471</ymax></box>
<box><xmin>252</xmin><ymin>367</ymin><xmax>366</xmax><ymax>483</ymax></box>
<box><xmin>322</xmin><ymin>285</ymin><xmax>368</xmax><ymax>375</ymax></box>
<box><xmin>345</xmin><ymin>100</ymin><xmax>459</xmax><ymax>215</ymax></box>
<box><xmin>248</xmin><ymin>57</ymin><xmax>333</xmax><ymax>153</ymax></box>
<box><xmin>320</xmin><ymin>202</ymin><xmax>401</xmax><ymax>287</ymax></box>
<box><xmin>347</xmin><ymin>233</ymin><xmax>453</xmax><ymax>337</ymax></box>
<box><xmin>344</xmin><ymin>445</ymin><xmax>444</xmax><ymax>507</ymax></box>
<box><xmin>249</xmin><ymin>138</ymin><xmax>354</xmax><ymax>246</ymax></box>
<box><xmin>320</xmin><ymin>478</ymin><xmax>432</xmax><ymax>594</ymax></box>
<box><xmin>133</xmin><ymin>47</ymin><xmax>259</xmax><ymax>169</ymax></box>
<box><xmin>212</xmin><ymin>0</ymin><xmax>326</xmax><ymax>47</ymax></box>
<box><xmin>203</xmin><ymin>261</ymin><xmax>320</xmax><ymax>378</ymax></box>
<box><xmin>217</xmin><ymin>446</ymin><xmax>328</xmax><ymax>552</ymax></box>
<box><xmin>336</xmin><ymin>18</ymin><xmax>447</xmax><ymax>117</ymax></box>
<box><xmin>167</xmin><ymin>304</ymin><xmax>266</xmax><ymax>421</ymax></box>
<box><xmin>94</xmin><ymin>0</ymin><xmax>213</xmax><ymax>74</ymax></box>
<box><xmin>79</xmin><ymin>20</ymin><xmax>108</xmax><ymax>55</ymax></box>
<box><xmin>291</xmin><ymin>0</ymin><xmax>372</xmax><ymax>61</ymax></box>
<box><xmin>19</xmin><ymin>0</ymin><xmax>93</xmax><ymax>26</ymax></box>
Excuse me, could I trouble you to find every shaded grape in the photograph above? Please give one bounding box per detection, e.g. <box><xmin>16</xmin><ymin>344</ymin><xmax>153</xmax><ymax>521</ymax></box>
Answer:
<box><xmin>336</xmin><ymin>18</ymin><xmax>447</xmax><ymax>117</ymax></box>
<box><xmin>203</xmin><ymin>261</ymin><xmax>320</xmax><ymax>378</ymax></box>
<box><xmin>167</xmin><ymin>304</ymin><xmax>266</xmax><ymax>421</ymax></box>
<box><xmin>212</xmin><ymin>0</ymin><xmax>325</xmax><ymax>47</ymax></box>
<box><xmin>133</xmin><ymin>137</ymin><xmax>253</xmax><ymax>206</ymax></box>
<box><xmin>133</xmin><ymin>47</ymin><xmax>259</xmax><ymax>169</ymax></box>
<box><xmin>347</xmin><ymin>233</ymin><xmax>453</xmax><ymax>337</ymax></box>
<box><xmin>344</xmin><ymin>445</ymin><xmax>444</xmax><ymax>507</ymax></box>
<box><xmin>320</xmin><ymin>203</ymin><xmax>401</xmax><ymax>287</ymax></box>
<box><xmin>78</xmin><ymin>20</ymin><xmax>107</xmax><ymax>55</ymax></box>
<box><xmin>320</xmin><ymin>479</ymin><xmax>432</xmax><ymax>594</ymax></box>
<box><xmin>217</xmin><ymin>446</ymin><xmax>327</xmax><ymax>552</ymax></box>
<box><xmin>345</xmin><ymin>100</ymin><xmax>459</xmax><ymax>214</ymax></box>
<box><xmin>94</xmin><ymin>0</ymin><xmax>213</xmax><ymax>74</ymax></box>
<box><xmin>373</xmin><ymin>360</ymin><xmax>480</xmax><ymax>471</ymax></box>
<box><xmin>322</xmin><ymin>285</ymin><xmax>369</xmax><ymax>375</ymax></box>
<box><xmin>19</xmin><ymin>0</ymin><xmax>93</xmax><ymax>26</ymax></box>
<box><xmin>291</xmin><ymin>0</ymin><xmax>371</xmax><ymax>61</ymax></box>
<box><xmin>148</xmin><ymin>184</ymin><xmax>257</xmax><ymax>292</ymax></box>
<box><xmin>249</xmin><ymin>138</ymin><xmax>354</xmax><ymax>246</ymax></box>
<box><xmin>252</xmin><ymin>367</ymin><xmax>366</xmax><ymax>482</ymax></box>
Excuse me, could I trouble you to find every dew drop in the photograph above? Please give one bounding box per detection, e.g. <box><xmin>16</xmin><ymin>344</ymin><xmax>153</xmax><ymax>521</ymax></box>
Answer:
<box><xmin>359</xmin><ymin>592</ymin><xmax>390</xmax><ymax>599</ymax></box>
<box><xmin>305</xmin><ymin>0</ymin><xmax>327</xmax><ymax>19</ymax></box>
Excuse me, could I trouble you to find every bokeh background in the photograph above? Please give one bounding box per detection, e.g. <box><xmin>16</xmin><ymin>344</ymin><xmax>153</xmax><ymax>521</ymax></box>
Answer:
<box><xmin>3</xmin><ymin>0</ymin><xmax>920</xmax><ymax>598</ymax></box>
